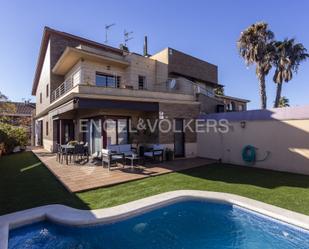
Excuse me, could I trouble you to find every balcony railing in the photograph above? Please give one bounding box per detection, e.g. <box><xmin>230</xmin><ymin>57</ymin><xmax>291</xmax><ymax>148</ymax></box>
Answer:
<box><xmin>50</xmin><ymin>78</ymin><xmax>201</xmax><ymax>103</ymax></box>
<box><xmin>51</xmin><ymin>78</ymin><xmax>73</xmax><ymax>102</ymax></box>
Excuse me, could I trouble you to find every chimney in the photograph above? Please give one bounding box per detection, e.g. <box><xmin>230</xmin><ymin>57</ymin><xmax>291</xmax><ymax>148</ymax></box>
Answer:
<box><xmin>143</xmin><ymin>36</ymin><xmax>148</xmax><ymax>57</ymax></box>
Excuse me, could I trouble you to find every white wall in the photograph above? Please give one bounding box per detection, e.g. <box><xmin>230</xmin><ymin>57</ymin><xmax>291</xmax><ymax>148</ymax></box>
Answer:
<box><xmin>197</xmin><ymin>119</ymin><xmax>309</xmax><ymax>175</ymax></box>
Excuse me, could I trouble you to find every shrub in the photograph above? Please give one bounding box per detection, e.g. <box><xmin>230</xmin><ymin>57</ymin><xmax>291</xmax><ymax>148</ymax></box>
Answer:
<box><xmin>0</xmin><ymin>122</ymin><xmax>28</xmax><ymax>155</ymax></box>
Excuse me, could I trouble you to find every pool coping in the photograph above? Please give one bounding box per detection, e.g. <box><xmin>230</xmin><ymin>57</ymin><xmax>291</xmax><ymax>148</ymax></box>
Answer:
<box><xmin>1</xmin><ymin>190</ymin><xmax>309</xmax><ymax>249</ymax></box>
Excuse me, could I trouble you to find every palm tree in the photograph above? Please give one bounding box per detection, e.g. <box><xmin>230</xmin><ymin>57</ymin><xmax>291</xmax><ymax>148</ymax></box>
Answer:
<box><xmin>238</xmin><ymin>22</ymin><xmax>275</xmax><ymax>109</ymax></box>
<box><xmin>272</xmin><ymin>39</ymin><xmax>309</xmax><ymax>108</ymax></box>
<box><xmin>278</xmin><ymin>96</ymin><xmax>290</xmax><ymax>107</ymax></box>
<box><xmin>214</xmin><ymin>86</ymin><xmax>224</xmax><ymax>96</ymax></box>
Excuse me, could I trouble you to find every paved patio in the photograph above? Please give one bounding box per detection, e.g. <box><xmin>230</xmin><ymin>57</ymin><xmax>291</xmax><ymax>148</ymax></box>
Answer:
<box><xmin>32</xmin><ymin>148</ymin><xmax>215</xmax><ymax>192</ymax></box>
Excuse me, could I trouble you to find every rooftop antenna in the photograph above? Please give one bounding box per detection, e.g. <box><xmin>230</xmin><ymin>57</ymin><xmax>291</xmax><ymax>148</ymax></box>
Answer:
<box><xmin>104</xmin><ymin>23</ymin><xmax>115</xmax><ymax>44</ymax></box>
<box><xmin>124</xmin><ymin>29</ymin><xmax>133</xmax><ymax>46</ymax></box>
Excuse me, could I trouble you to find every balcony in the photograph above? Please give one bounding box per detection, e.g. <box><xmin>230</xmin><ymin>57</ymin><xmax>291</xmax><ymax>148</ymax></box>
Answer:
<box><xmin>50</xmin><ymin>81</ymin><xmax>197</xmax><ymax>106</ymax></box>
<box><xmin>51</xmin><ymin>78</ymin><xmax>74</xmax><ymax>102</ymax></box>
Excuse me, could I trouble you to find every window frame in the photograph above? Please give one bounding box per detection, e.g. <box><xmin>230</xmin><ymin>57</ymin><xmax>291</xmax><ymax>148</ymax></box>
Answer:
<box><xmin>46</xmin><ymin>84</ymin><xmax>49</xmax><ymax>98</ymax></box>
<box><xmin>39</xmin><ymin>93</ymin><xmax>42</xmax><ymax>104</ymax></box>
<box><xmin>95</xmin><ymin>72</ymin><xmax>120</xmax><ymax>88</ymax></box>
<box><xmin>138</xmin><ymin>75</ymin><xmax>146</xmax><ymax>90</ymax></box>
<box><xmin>46</xmin><ymin>121</ymin><xmax>49</xmax><ymax>136</ymax></box>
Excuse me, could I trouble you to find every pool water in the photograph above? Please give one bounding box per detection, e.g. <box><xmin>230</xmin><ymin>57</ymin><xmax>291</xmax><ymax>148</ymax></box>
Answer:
<box><xmin>9</xmin><ymin>200</ymin><xmax>309</xmax><ymax>249</ymax></box>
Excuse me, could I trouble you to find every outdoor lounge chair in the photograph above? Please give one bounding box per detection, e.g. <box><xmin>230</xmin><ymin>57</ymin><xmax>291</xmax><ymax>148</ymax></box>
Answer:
<box><xmin>102</xmin><ymin>148</ymin><xmax>125</xmax><ymax>171</ymax></box>
<box><xmin>144</xmin><ymin>144</ymin><xmax>164</xmax><ymax>162</ymax></box>
<box><xmin>107</xmin><ymin>144</ymin><xmax>137</xmax><ymax>157</ymax></box>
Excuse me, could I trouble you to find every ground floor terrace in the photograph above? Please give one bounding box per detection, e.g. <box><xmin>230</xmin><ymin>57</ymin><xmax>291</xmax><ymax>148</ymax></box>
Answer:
<box><xmin>1</xmin><ymin>151</ymin><xmax>309</xmax><ymax>216</ymax></box>
<box><xmin>32</xmin><ymin>147</ymin><xmax>214</xmax><ymax>192</ymax></box>
<box><xmin>35</xmin><ymin>98</ymin><xmax>200</xmax><ymax>158</ymax></box>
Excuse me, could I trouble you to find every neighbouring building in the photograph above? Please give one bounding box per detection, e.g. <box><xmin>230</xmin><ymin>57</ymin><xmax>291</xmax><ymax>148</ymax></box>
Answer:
<box><xmin>216</xmin><ymin>95</ymin><xmax>249</xmax><ymax>112</ymax></box>
<box><xmin>0</xmin><ymin>101</ymin><xmax>36</xmax><ymax>145</ymax></box>
<box><xmin>32</xmin><ymin>27</ymin><xmax>249</xmax><ymax>157</ymax></box>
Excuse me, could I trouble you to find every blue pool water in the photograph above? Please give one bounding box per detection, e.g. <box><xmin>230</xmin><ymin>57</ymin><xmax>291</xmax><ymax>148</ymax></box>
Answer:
<box><xmin>8</xmin><ymin>200</ymin><xmax>309</xmax><ymax>249</ymax></box>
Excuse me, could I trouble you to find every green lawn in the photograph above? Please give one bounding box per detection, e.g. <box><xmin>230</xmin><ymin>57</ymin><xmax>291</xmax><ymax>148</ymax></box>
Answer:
<box><xmin>1</xmin><ymin>151</ymin><xmax>309</xmax><ymax>216</ymax></box>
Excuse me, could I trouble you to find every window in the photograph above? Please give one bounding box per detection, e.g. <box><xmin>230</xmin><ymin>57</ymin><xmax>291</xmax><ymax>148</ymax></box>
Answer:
<box><xmin>95</xmin><ymin>72</ymin><xmax>120</xmax><ymax>88</ymax></box>
<box><xmin>105</xmin><ymin>118</ymin><xmax>128</xmax><ymax>147</ymax></box>
<box><xmin>40</xmin><ymin>93</ymin><xmax>42</xmax><ymax>104</ymax></box>
<box><xmin>138</xmin><ymin>75</ymin><xmax>146</xmax><ymax>90</ymax></box>
<box><xmin>46</xmin><ymin>121</ymin><xmax>49</xmax><ymax>136</ymax></box>
<box><xmin>46</xmin><ymin>84</ymin><xmax>49</xmax><ymax>97</ymax></box>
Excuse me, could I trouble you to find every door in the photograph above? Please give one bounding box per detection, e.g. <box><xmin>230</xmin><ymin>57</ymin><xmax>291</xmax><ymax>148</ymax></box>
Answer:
<box><xmin>35</xmin><ymin>120</ymin><xmax>43</xmax><ymax>146</ymax></box>
<box><xmin>103</xmin><ymin>118</ymin><xmax>129</xmax><ymax>148</ymax></box>
<box><xmin>174</xmin><ymin>119</ymin><xmax>185</xmax><ymax>157</ymax></box>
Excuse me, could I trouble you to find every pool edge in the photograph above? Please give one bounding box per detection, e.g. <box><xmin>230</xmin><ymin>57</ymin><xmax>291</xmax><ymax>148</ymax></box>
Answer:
<box><xmin>2</xmin><ymin>190</ymin><xmax>309</xmax><ymax>249</ymax></box>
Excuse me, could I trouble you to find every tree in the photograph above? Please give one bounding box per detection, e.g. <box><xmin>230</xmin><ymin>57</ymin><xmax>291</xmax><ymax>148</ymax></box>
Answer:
<box><xmin>278</xmin><ymin>96</ymin><xmax>290</xmax><ymax>108</ymax></box>
<box><xmin>272</xmin><ymin>39</ymin><xmax>309</xmax><ymax>108</ymax></box>
<box><xmin>214</xmin><ymin>86</ymin><xmax>224</xmax><ymax>96</ymax></box>
<box><xmin>237</xmin><ymin>22</ymin><xmax>275</xmax><ymax>109</ymax></box>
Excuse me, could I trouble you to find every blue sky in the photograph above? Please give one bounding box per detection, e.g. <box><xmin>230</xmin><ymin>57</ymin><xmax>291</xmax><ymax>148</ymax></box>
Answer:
<box><xmin>0</xmin><ymin>0</ymin><xmax>308</xmax><ymax>109</ymax></box>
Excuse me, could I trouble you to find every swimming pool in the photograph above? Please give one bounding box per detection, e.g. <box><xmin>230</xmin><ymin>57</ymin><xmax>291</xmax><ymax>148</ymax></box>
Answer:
<box><xmin>8</xmin><ymin>199</ymin><xmax>309</xmax><ymax>249</ymax></box>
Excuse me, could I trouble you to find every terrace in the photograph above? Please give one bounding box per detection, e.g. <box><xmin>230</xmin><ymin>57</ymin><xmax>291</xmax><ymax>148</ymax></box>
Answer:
<box><xmin>32</xmin><ymin>148</ymin><xmax>214</xmax><ymax>192</ymax></box>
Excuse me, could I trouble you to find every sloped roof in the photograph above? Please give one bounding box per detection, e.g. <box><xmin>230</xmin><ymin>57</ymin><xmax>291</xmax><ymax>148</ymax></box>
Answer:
<box><xmin>0</xmin><ymin>101</ymin><xmax>35</xmax><ymax>116</ymax></box>
<box><xmin>32</xmin><ymin>27</ymin><xmax>124</xmax><ymax>95</ymax></box>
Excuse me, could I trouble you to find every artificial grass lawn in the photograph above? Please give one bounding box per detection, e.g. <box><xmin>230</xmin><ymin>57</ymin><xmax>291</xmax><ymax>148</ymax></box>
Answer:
<box><xmin>1</xmin><ymin>152</ymin><xmax>309</xmax><ymax>216</ymax></box>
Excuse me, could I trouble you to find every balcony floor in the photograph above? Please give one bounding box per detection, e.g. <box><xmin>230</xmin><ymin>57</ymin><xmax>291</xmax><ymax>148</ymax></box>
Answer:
<box><xmin>32</xmin><ymin>148</ymin><xmax>215</xmax><ymax>193</ymax></box>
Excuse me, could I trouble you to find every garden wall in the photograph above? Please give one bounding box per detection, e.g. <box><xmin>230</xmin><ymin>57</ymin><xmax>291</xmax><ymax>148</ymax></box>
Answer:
<box><xmin>197</xmin><ymin>106</ymin><xmax>309</xmax><ymax>175</ymax></box>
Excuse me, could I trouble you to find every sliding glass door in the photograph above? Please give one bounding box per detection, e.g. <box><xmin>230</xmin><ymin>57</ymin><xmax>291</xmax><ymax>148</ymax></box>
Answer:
<box><xmin>86</xmin><ymin>117</ymin><xmax>129</xmax><ymax>157</ymax></box>
<box><xmin>89</xmin><ymin>119</ymin><xmax>102</xmax><ymax>157</ymax></box>
<box><xmin>104</xmin><ymin>118</ymin><xmax>128</xmax><ymax>148</ymax></box>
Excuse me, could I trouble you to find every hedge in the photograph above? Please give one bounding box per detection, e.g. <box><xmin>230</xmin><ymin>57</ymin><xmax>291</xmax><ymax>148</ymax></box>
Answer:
<box><xmin>0</xmin><ymin>122</ymin><xmax>28</xmax><ymax>155</ymax></box>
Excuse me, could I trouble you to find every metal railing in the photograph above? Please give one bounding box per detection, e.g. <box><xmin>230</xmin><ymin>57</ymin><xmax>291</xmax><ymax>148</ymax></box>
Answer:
<box><xmin>51</xmin><ymin>78</ymin><xmax>73</xmax><ymax>102</ymax></box>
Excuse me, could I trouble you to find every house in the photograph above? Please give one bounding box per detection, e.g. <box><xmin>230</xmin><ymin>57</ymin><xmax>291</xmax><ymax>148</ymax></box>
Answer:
<box><xmin>32</xmin><ymin>27</ymin><xmax>247</xmax><ymax>157</ymax></box>
<box><xmin>0</xmin><ymin>101</ymin><xmax>36</xmax><ymax>144</ymax></box>
<box><xmin>216</xmin><ymin>95</ymin><xmax>249</xmax><ymax>112</ymax></box>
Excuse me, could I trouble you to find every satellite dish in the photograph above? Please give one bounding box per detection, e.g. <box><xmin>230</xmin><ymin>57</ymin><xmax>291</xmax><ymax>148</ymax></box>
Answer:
<box><xmin>169</xmin><ymin>79</ymin><xmax>177</xmax><ymax>89</ymax></box>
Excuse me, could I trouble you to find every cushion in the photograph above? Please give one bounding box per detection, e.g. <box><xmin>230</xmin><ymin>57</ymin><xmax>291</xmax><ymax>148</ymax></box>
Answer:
<box><xmin>153</xmin><ymin>144</ymin><xmax>164</xmax><ymax>150</ymax></box>
<box><xmin>144</xmin><ymin>151</ymin><xmax>163</xmax><ymax>157</ymax></box>
<box><xmin>124</xmin><ymin>151</ymin><xmax>134</xmax><ymax>156</ymax></box>
<box><xmin>108</xmin><ymin>145</ymin><xmax>120</xmax><ymax>153</ymax></box>
<box><xmin>118</xmin><ymin>144</ymin><xmax>131</xmax><ymax>153</ymax></box>
<box><xmin>102</xmin><ymin>149</ymin><xmax>111</xmax><ymax>155</ymax></box>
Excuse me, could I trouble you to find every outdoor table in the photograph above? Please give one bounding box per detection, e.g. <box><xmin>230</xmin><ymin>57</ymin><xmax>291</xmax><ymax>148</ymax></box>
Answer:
<box><xmin>125</xmin><ymin>154</ymin><xmax>140</xmax><ymax>169</ymax></box>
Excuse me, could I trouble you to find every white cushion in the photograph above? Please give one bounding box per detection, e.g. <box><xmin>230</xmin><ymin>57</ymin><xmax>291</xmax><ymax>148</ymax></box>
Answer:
<box><xmin>108</xmin><ymin>145</ymin><xmax>120</xmax><ymax>153</ymax></box>
<box><xmin>124</xmin><ymin>151</ymin><xmax>134</xmax><ymax>156</ymax></box>
<box><xmin>118</xmin><ymin>144</ymin><xmax>131</xmax><ymax>153</ymax></box>
<box><xmin>102</xmin><ymin>149</ymin><xmax>111</xmax><ymax>155</ymax></box>
<box><xmin>153</xmin><ymin>144</ymin><xmax>164</xmax><ymax>150</ymax></box>
<box><xmin>144</xmin><ymin>151</ymin><xmax>163</xmax><ymax>157</ymax></box>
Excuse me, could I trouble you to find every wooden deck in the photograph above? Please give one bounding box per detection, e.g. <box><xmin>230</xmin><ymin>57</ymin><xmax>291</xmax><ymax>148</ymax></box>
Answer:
<box><xmin>32</xmin><ymin>148</ymin><xmax>215</xmax><ymax>192</ymax></box>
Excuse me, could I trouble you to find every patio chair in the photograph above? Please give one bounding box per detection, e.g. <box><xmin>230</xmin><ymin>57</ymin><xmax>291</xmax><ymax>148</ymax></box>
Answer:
<box><xmin>144</xmin><ymin>144</ymin><xmax>164</xmax><ymax>162</ymax></box>
<box><xmin>102</xmin><ymin>148</ymin><xmax>125</xmax><ymax>171</ymax></box>
<box><xmin>73</xmin><ymin>144</ymin><xmax>86</xmax><ymax>163</ymax></box>
<box><xmin>56</xmin><ymin>143</ymin><xmax>65</xmax><ymax>163</ymax></box>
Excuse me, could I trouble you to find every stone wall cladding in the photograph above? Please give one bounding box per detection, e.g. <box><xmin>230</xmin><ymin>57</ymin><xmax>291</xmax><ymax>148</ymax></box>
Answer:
<box><xmin>198</xmin><ymin>94</ymin><xmax>223</xmax><ymax>114</ymax></box>
<box><xmin>158</xmin><ymin>103</ymin><xmax>199</xmax><ymax>144</ymax></box>
<box><xmin>49</xmin><ymin>33</ymin><xmax>80</xmax><ymax>92</ymax></box>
